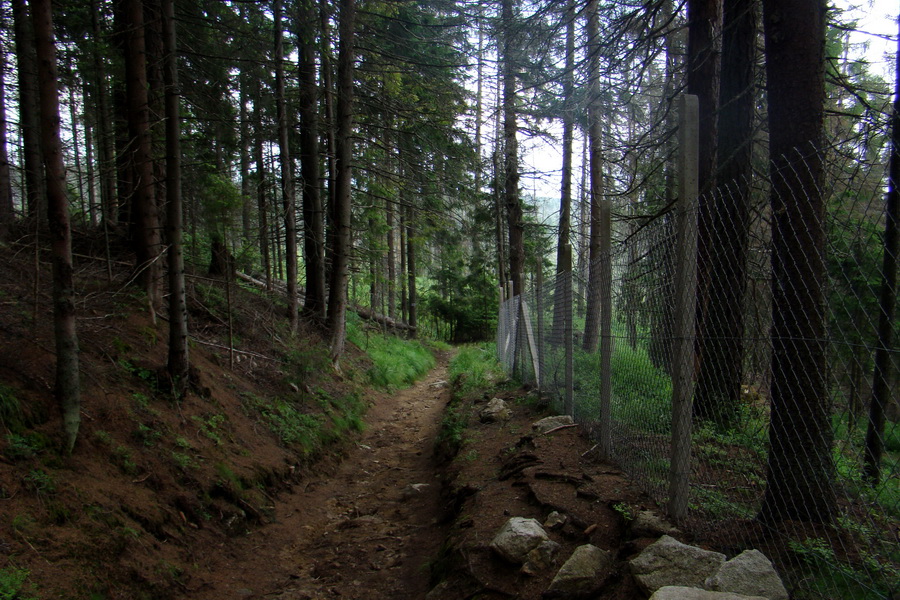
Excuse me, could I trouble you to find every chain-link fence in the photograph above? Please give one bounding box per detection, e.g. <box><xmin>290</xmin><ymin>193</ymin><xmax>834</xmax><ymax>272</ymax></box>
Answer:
<box><xmin>497</xmin><ymin>100</ymin><xmax>899</xmax><ymax>598</ymax></box>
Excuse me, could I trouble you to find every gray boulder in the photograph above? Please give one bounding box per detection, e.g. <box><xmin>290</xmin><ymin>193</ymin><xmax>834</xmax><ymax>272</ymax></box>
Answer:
<box><xmin>630</xmin><ymin>535</ymin><xmax>726</xmax><ymax>593</ymax></box>
<box><xmin>630</xmin><ymin>510</ymin><xmax>680</xmax><ymax>538</ymax></box>
<box><xmin>650</xmin><ymin>586</ymin><xmax>767</xmax><ymax>600</ymax></box>
<box><xmin>481</xmin><ymin>398</ymin><xmax>511</xmax><ymax>423</ymax></box>
<box><xmin>490</xmin><ymin>517</ymin><xmax>550</xmax><ymax>564</ymax></box>
<box><xmin>532</xmin><ymin>415</ymin><xmax>574</xmax><ymax>434</ymax></box>
<box><xmin>546</xmin><ymin>544</ymin><xmax>613</xmax><ymax>595</ymax></box>
<box><xmin>705</xmin><ymin>550</ymin><xmax>788</xmax><ymax>600</ymax></box>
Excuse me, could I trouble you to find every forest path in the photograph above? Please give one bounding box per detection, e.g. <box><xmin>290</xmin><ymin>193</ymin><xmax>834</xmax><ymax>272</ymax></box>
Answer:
<box><xmin>186</xmin><ymin>353</ymin><xmax>452</xmax><ymax>600</ymax></box>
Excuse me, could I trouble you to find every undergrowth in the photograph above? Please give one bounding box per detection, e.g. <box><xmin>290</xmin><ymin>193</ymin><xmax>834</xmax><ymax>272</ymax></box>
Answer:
<box><xmin>346</xmin><ymin>314</ymin><xmax>434</xmax><ymax>388</ymax></box>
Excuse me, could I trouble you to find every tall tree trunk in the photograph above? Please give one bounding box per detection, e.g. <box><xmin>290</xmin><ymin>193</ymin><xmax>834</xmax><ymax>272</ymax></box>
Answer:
<box><xmin>386</xmin><ymin>195</ymin><xmax>396</xmax><ymax>320</ymax></box>
<box><xmin>32</xmin><ymin>0</ymin><xmax>81</xmax><ymax>453</ymax></box>
<box><xmin>0</xmin><ymin>47</ymin><xmax>13</xmax><ymax>237</ymax></box>
<box><xmin>274</xmin><ymin>0</ymin><xmax>299</xmax><ymax>332</ymax></box>
<box><xmin>239</xmin><ymin>67</ymin><xmax>252</xmax><ymax>246</ymax></box>
<box><xmin>256</xmin><ymin>117</ymin><xmax>272</xmax><ymax>291</ymax></box>
<box><xmin>551</xmin><ymin>0</ymin><xmax>575</xmax><ymax>344</ymax></box>
<box><xmin>501</xmin><ymin>0</ymin><xmax>524</xmax><ymax>297</ymax></box>
<box><xmin>407</xmin><ymin>202</ymin><xmax>417</xmax><ymax>337</ymax></box>
<box><xmin>327</xmin><ymin>0</ymin><xmax>356</xmax><ymax>365</ymax></box>
<box><xmin>694</xmin><ymin>0</ymin><xmax>757</xmax><ymax>425</ymax></box>
<box><xmin>582</xmin><ymin>0</ymin><xmax>605</xmax><ymax>353</ymax></box>
<box><xmin>123</xmin><ymin>0</ymin><xmax>163</xmax><ymax>313</ymax></box>
<box><xmin>758</xmin><ymin>0</ymin><xmax>835</xmax><ymax>524</ymax></box>
<box><xmin>67</xmin><ymin>79</ymin><xmax>86</xmax><ymax>223</ymax></box>
<box><xmin>91</xmin><ymin>0</ymin><xmax>117</xmax><ymax>225</ymax></box>
<box><xmin>82</xmin><ymin>80</ymin><xmax>98</xmax><ymax>227</ymax></box>
<box><xmin>864</xmin><ymin>22</ymin><xmax>900</xmax><ymax>484</ymax></box>
<box><xmin>162</xmin><ymin>0</ymin><xmax>188</xmax><ymax>391</ymax></box>
<box><xmin>298</xmin><ymin>0</ymin><xmax>327</xmax><ymax>321</ymax></box>
<box><xmin>12</xmin><ymin>0</ymin><xmax>46</xmax><ymax>221</ymax></box>
<box><xmin>320</xmin><ymin>0</ymin><xmax>337</xmax><ymax>281</ymax></box>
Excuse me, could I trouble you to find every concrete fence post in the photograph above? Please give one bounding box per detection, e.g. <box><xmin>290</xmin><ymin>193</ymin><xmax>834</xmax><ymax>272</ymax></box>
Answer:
<box><xmin>668</xmin><ymin>94</ymin><xmax>699</xmax><ymax>521</ymax></box>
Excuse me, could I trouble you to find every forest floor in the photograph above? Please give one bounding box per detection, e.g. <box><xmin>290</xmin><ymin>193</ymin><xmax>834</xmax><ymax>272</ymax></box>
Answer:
<box><xmin>0</xmin><ymin>236</ymin><xmax>653</xmax><ymax>600</ymax></box>
<box><xmin>182</xmin><ymin>355</ymin><xmax>454</xmax><ymax>600</ymax></box>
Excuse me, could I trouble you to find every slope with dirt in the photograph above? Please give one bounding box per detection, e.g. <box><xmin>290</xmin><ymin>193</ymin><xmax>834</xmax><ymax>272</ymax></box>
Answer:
<box><xmin>183</xmin><ymin>357</ymin><xmax>454</xmax><ymax>599</ymax></box>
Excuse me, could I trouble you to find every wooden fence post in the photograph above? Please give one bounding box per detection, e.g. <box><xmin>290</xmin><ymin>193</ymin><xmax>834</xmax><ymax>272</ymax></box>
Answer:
<box><xmin>668</xmin><ymin>94</ymin><xmax>699</xmax><ymax>521</ymax></box>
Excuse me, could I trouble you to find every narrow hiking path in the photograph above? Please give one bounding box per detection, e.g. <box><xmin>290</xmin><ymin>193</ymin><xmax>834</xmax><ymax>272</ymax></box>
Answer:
<box><xmin>186</xmin><ymin>354</ymin><xmax>452</xmax><ymax>600</ymax></box>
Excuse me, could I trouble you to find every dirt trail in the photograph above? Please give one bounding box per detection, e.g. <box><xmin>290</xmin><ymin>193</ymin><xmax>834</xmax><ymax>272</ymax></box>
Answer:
<box><xmin>185</xmin><ymin>356</ymin><xmax>452</xmax><ymax>600</ymax></box>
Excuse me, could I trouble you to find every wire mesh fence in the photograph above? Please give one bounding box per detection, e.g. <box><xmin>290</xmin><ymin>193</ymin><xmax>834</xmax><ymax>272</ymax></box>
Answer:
<box><xmin>497</xmin><ymin>140</ymin><xmax>900</xmax><ymax>597</ymax></box>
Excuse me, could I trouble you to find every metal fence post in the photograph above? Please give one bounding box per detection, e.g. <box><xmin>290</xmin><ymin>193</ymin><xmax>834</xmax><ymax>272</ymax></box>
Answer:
<box><xmin>668</xmin><ymin>94</ymin><xmax>699</xmax><ymax>521</ymax></box>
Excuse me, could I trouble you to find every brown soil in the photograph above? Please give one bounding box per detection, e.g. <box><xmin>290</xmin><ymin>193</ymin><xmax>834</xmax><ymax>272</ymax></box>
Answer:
<box><xmin>182</xmin><ymin>358</ymin><xmax>454</xmax><ymax>599</ymax></box>
<box><xmin>0</xmin><ymin>237</ymin><xmax>653</xmax><ymax>600</ymax></box>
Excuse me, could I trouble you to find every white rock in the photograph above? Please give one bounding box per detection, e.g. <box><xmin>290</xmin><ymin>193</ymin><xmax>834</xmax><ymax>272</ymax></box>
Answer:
<box><xmin>490</xmin><ymin>517</ymin><xmax>550</xmax><ymax>564</ymax></box>
<box><xmin>480</xmin><ymin>398</ymin><xmax>511</xmax><ymax>422</ymax></box>
<box><xmin>705</xmin><ymin>550</ymin><xmax>788</xmax><ymax>600</ymax></box>
<box><xmin>630</xmin><ymin>535</ymin><xmax>726</xmax><ymax>594</ymax></box>
<box><xmin>532</xmin><ymin>415</ymin><xmax>574</xmax><ymax>434</ymax></box>
<box><xmin>547</xmin><ymin>544</ymin><xmax>613</xmax><ymax>595</ymax></box>
<box><xmin>650</xmin><ymin>586</ymin><xmax>768</xmax><ymax>600</ymax></box>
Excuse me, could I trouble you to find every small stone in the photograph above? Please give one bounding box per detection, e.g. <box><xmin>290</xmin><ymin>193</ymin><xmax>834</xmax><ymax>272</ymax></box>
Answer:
<box><xmin>532</xmin><ymin>415</ymin><xmax>574</xmax><ymax>434</ymax></box>
<box><xmin>480</xmin><ymin>398</ymin><xmax>512</xmax><ymax>423</ymax></box>
<box><xmin>544</xmin><ymin>511</ymin><xmax>567</xmax><ymax>530</ymax></box>
<box><xmin>705</xmin><ymin>550</ymin><xmax>788</xmax><ymax>600</ymax></box>
<box><xmin>547</xmin><ymin>544</ymin><xmax>613</xmax><ymax>595</ymax></box>
<box><xmin>521</xmin><ymin>540</ymin><xmax>561</xmax><ymax>575</ymax></box>
<box><xmin>490</xmin><ymin>517</ymin><xmax>550</xmax><ymax>564</ymax></box>
<box><xmin>401</xmin><ymin>483</ymin><xmax>430</xmax><ymax>499</ymax></box>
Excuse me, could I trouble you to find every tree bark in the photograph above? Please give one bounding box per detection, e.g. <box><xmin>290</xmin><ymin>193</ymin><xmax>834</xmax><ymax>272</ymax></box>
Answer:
<box><xmin>864</xmin><ymin>21</ymin><xmax>900</xmax><ymax>484</ymax></box>
<box><xmin>12</xmin><ymin>0</ymin><xmax>46</xmax><ymax>221</ymax></box>
<box><xmin>0</xmin><ymin>48</ymin><xmax>13</xmax><ymax>238</ymax></box>
<box><xmin>32</xmin><ymin>0</ymin><xmax>81</xmax><ymax>453</ymax></box>
<box><xmin>122</xmin><ymin>0</ymin><xmax>163</xmax><ymax>313</ymax></box>
<box><xmin>274</xmin><ymin>0</ymin><xmax>299</xmax><ymax>332</ymax></box>
<box><xmin>297</xmin><ymin>0</ymin><xmax>327</xmax><ymax>321</ymax></box>
<box><xmin>694</xmin><ymin>0</ymin><xmax>757</xmax><ymax>425</ymax></box>
<box><xmin>162</xmin><ymin>0</ymin><xmax>188</xmax><ymax>391</ymax></box>
<box><xmin>406</xmin><ymin>201</ymin><xmax>417</xmax><ymax>337</ymax></box>
<box><xmin>327</xmin><ymin>0</ymin><xmax>356</xmax><ymax>365</ymax></box>
<box><xmin>256</xmin><ymin>117</ymin><xmax>272</xmax><ymax>291</ymax></box>
<box><xmin>501</xmin><ymin>0</ymin><xmax>524</xmax><ymax>297</ymax></box>
<box><xmin>582</xmin><ymin>0</ymin><xmax>605</xmax><ymax>353</ymax></box>
<box><xmin>91</xmin><ymin>0</ymin><xmax>117</xmax><ymax>226</ymax></box>
<box><xmin>758</xmin><ymin>0</ymin><xmax>835</xmax><ymax>524</ymax></box>
<box><xmin>551</xmin><ymin>0</ymin><xmax>575</xmax><ymax>345</ymax></box>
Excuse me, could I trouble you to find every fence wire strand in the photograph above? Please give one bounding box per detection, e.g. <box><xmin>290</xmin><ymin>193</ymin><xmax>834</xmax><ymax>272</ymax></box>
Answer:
<box><xmin>498</xmin><ymin>151</ymin><xmax>900</xmax><ymax>599</ymax></box>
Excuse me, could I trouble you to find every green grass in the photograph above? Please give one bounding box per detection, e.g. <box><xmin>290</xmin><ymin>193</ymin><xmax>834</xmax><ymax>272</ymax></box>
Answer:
<box><xmin>347</xmin><ymin>315</ymin><xmax>435</xmax><ymax>389</ymax></box>
<box><xmin>448</xmin><ymin>343</ymin><xmax>506</xmax><ymax>398</ymax></box>
<box><xmin>0</xmin><ymin>566</ymin><xmax>30</xmax><ymax>600</ymax></box>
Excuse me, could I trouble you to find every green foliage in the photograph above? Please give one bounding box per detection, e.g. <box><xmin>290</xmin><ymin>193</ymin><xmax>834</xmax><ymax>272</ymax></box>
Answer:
<box><xmin>0</xmin><ymin>566</ymin><xmax>30</xmax><ymax>600</ymax></box>
<box><xmin>788</xmin><ymin>537</ymin><xmax>899</xmax><ymax>600</ymax></box>
<box><xmin>449</xmin><ymin>344</ymin><xmax>506</xmax><ymax>399</ymax></box>
<box><xmin>347</xmin><ymin>318</ymin><xmax>434</xmax><ymax>388</ymax></box>
<box><xmin>0</xmin><ymin>384</ymin><xmax>24</xmax><ymax>433</ymax></box>
<box><xmin>4</xmin><ymin>433</ymin><xmax>48</xmax><ymax>461</ymax></box>
<box><xmin>571</xmin><ymin>341</ymin><xmax>672</xmax><ymax>430</ymax></box>
<box><xmin>191</xmin><ymin>414</ymin><xmax>227</xmax><ymax>446</ymax></box>
<box><xmin>23</xmin><ymin>469</ymin><xmax>55</xmax><ymax>496</ymax></box>
<box><xmin>241</xmin><ymin>392</ymin><xmax>324</xmax><ymax>455</ymax></box>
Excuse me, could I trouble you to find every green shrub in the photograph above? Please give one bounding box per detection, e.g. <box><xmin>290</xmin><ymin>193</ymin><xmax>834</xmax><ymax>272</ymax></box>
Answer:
<box><xmin>0</xmin><ymin>566</ymin><xmax>30</xmax><ymax>600</ymax></box>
